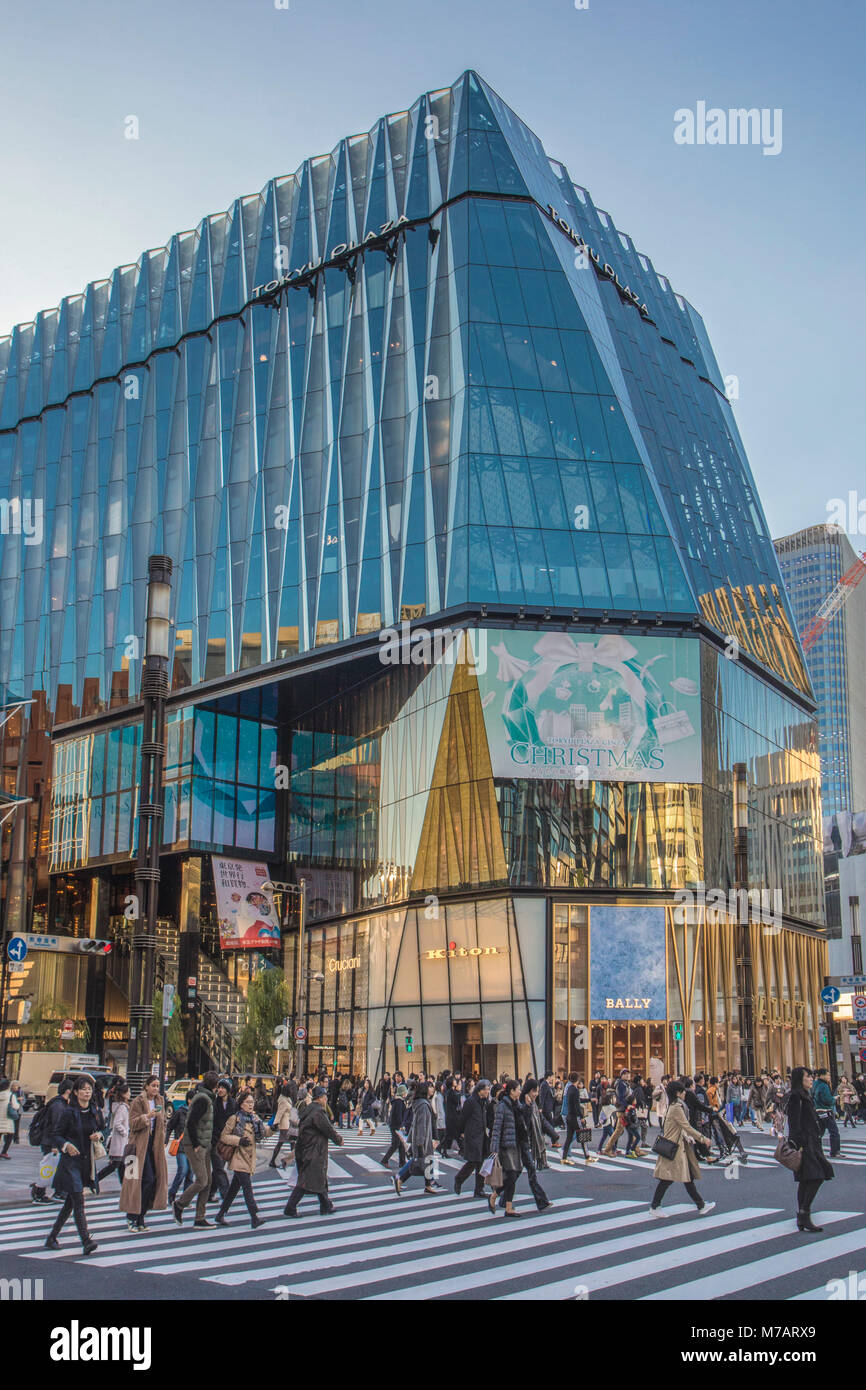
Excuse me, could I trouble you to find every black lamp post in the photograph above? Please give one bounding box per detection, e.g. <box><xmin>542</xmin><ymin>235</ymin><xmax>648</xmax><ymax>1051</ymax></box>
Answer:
<box><xmin>733</xmin><ymin>761</ymin><xmax>756</xmax><ymax>1077</ymax></box>
<box><xmin>127</xmin><ymin>555</ymin><xmax>172</xmax><ymax>1094</ymax></box>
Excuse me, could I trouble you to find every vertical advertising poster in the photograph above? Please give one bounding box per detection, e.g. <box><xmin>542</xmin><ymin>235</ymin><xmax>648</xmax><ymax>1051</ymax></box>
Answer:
<box><xmin>589</xmin><ymin>905</ymin><xmax>667</xmax><ymax>1021</ymax></box>
<box><xmin>472</xmin><ymin>629</ymin><xmax>701</xmax><ymax>784</ymax></box>
<box><xmin>212</xmin><ymin>857</ymin><xmax>280</xmax><ymax>949</ymax></box>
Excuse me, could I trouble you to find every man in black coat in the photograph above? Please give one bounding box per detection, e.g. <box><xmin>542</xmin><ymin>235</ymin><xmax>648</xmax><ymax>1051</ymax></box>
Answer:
<box><xmin>30</xmin><ymin>1079</ymin><xmax>74</xmax><ymax>1205</ymax></box>
<box><xmin>441</xmin><ymin>1078</ymin><xmax>463</xmax><ymax>1156</ymax></box>
<box><xmin>682</xmin><ymin>1077</ymin><xmax>717</xmax><ymax>1161</ymax></box>
<box><xmin>562</xmin><ymin>1073</ymin><xmax>589</xmax><ymax>1164</ymax></box>
<box><xmin>452</xmin><ymin>1080</ymin><xmax>492</xmax><ymax>1197</ymax></box>
<box><xmin>379</xmin><ymin>1083</ymin><xmax>409</xmax><ymax>1167</ymax></box>
<box><xmin>209</xmin><ymin>1079</ymin><xmax>238</xmax><ymax>1203</ymax></box>
<box><xmin>538</xmin><ymin>1072</ymin><xmax>558</xmax><ymax>1131</ymax></box>
<box><xmin>283</xmin><ymin>1086</ymin><xmax>343</xmax><ymax>1216</ymax></box>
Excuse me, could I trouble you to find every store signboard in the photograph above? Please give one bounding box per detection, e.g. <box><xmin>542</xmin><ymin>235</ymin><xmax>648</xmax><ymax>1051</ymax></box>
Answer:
<box><xmin>590</xmin><ymin>906</ymin><xmax>667</xmax><ymax>1021</ymax></box>
<box><xmin>472</xmin><ymin>630</ymin><xmax>701</xmax><ymax>784</ymax></box>
<box><xmin>212</xmin><ymin>857</ymin><xmax>280</xmax><ymax>950</ymax></box>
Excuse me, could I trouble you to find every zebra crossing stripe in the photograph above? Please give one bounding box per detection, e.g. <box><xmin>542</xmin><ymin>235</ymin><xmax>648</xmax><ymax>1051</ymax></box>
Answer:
<box><xmin>1</xmin><ymin>1185</ymin><xmax>373</xmax><ymax>1257</ymax></box>
<box><xmin>790</xmin><ymin>1266</ymin><xmax>866</xmax><ymax>1300</ymax></box>
<box><xmin>18</xmin><ymin>1187</ymin><xmax>415</xmax><ymax>1262</ymax></box>
<box><xmin>137</xmin><ymin>1195</ymin><xmax>603</xmax><ymax>1280</ymax></box>
<box><xmin>199</xmin><ymin>1197</ymin><xmax>632</xmax><ymax>1289</ymax></box>
<box><xmin>84</xmin><ymin>1189</ymin><xmax>518</xmax><ymax>1269</ymax></box>
<box><xmin>347</xmin><ymin>1154</ymin><xmax>397</xmax><ymax>1173</ymax></box>
<box><xmin>366</xmin><ymin>1206</ymin><xmax>779</xmax><ymax>1302</ymax></box>
<box><xmin>642</xmin><ymin>1216</ymin><xmax>866</xmax><ymax>1300</ymax></box>
<box><xmin>501</xmin><ymin>1212</ymin><xmax>856</xmax><ymax>1301</ymax></box>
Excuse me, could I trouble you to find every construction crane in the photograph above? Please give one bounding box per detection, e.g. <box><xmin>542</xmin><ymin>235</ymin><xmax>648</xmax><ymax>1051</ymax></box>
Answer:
<box><xmin>800</xmin><ymin>549</ymin><xmax>866</xmax><ymax>652</ymax></box>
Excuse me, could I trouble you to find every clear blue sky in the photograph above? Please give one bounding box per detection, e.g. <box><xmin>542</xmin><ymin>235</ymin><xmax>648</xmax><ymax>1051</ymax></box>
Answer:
<box><xmin>1</xmin><ymin>0</ymin><xmax>862</xmax><ymax>542</ymax></box>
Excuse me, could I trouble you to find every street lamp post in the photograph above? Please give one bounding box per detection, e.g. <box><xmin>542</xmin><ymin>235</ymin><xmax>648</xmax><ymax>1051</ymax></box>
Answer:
<box><xmin>733</xmin><ymin>761</ymin><xmax>756</xmax><ymax>1078</ymax></box>
<box><xmin>264</xmin><ymin>878</ymin><xmax>308</xmax><ymax>1078</ymax></box>
<box><xmin>294</xmin><ymin>879</ymin><xmax>308</xmax><ymax>1079</ymax></box>
<box><xmin>127</xmin><ymin>556</ymin><xmax>172</xmax><ymax>1095</ymax></box>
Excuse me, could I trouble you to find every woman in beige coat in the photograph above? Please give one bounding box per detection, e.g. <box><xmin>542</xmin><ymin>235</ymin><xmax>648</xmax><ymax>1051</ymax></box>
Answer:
<box><xmin>119</xmin><ymin>1076</ymin><xmax>168</xmax><ymax>1232</ymax></box>
<box><xmin>649</xmin><ymin>1079</ymin><xmax>716</xmax><ymax>1218</ymax></box>
<box><xmin>215</xmin><ymin>1088</ymin><xmax>270</xmax><ymax>1228</ymax></box>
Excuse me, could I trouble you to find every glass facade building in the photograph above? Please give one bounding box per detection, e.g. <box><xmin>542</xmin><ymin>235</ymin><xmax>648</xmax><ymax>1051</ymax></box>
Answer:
<box><xmin>0</xmin><ymin>72</ymin><xmax>827</xmax><ymax>1080</ymax></box>
<box><xmin>774</xmin><ymin>524</ymin><xmax>866</xmax><ymax>818</ymax></box>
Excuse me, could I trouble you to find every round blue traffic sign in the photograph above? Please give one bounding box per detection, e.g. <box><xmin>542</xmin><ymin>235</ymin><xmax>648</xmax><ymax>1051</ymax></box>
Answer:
<box><xmin>6</xmin><ymin>937</ymin><xmax>27</xmax><ymax>962</ymax></box>
<box><xmin>820</xmin><ymin>985</ymin><xmax>841</xmax><ymax>1005</ymax></box>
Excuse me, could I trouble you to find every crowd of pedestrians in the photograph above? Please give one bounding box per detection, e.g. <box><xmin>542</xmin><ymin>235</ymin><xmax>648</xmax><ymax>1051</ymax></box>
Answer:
<box><xmin>12</xmin><ymin>1059</ymin><xmax>862</xmax><ymax>1255</ymax></box>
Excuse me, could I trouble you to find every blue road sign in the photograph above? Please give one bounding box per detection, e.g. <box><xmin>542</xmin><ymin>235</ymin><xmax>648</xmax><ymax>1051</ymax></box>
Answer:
<box><xmin>820</xmin><ymin>985</ymin><xmax>841</xmax><ymax>1006</ymax></box>
<box><xmin>6</xmin><ymin>937</ymin><xmax>27</xmax><ymax>962</ymax></box>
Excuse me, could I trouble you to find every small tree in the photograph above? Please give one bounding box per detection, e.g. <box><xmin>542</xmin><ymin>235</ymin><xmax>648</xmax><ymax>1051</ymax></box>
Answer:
<box><xmin>235</xmin><ymin>966</ymin><xmax>290</xmax><ymax>1071</ymax></box>
<box><xmin>25</xmin><ymin>999</ymin><xmax>90</xmax><ymax>1050</ymax></box>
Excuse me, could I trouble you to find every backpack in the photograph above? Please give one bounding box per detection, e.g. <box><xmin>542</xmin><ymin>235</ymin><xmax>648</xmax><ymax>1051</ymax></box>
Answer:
<box><xmin>28</xmin><ymin>1102</ymin><xmax>49</xmax><ymax>1147</ymax></box>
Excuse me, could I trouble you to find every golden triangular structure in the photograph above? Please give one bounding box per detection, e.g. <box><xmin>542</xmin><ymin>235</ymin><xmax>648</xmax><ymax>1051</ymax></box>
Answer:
<box><xmin>411</xmin><ymin>634</ymin><xmax>508</xmax><ymax>893</ymax></box>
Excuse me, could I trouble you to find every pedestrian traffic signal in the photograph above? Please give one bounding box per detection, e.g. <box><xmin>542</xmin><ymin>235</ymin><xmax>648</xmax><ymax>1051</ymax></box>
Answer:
<box><xmin>405</xmin><ymin>1032</ymin><xmax>413</xmax><ymax>1053</ymax></box>
<box><xmin>672</xmin><ymin>1021</ymin><xmax>683</xmax><ymax>1042</ymax></box>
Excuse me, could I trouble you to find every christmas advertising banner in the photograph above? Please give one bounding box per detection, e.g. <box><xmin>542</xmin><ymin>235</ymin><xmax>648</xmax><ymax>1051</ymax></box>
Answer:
<box><xmin>471</xmin><ymin>629</ymin><xmax>702</xmax><ymax>785</ymax></box>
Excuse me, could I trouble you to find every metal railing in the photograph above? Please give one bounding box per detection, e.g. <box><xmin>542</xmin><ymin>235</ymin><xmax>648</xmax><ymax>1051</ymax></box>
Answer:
<box><xmin>197</xmin><ymin>996</ymin><xmax>236</xmax><ymax>1075</ymax></box>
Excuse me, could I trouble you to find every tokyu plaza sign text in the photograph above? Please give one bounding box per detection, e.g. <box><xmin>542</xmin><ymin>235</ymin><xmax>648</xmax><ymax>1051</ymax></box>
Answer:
<box><xmin>252</xmin><ymin>217</ymin><xmax>412</xmax><ymax>299</ymax></box>
<box><xmin>545</xmin><ymin>205</ymin><xmax>650</xmax><ymax>318</ymax></box>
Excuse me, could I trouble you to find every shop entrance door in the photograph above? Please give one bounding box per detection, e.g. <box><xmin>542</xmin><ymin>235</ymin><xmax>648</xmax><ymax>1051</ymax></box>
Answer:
<box><xmin>452</xmin><ymin>1020</ymin><xmax>483</xmax><ymax>1077</ymax></box>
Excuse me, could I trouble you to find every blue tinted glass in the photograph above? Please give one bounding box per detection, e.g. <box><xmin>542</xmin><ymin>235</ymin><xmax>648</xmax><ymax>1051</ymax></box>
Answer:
<box><xmin>194</xmin><ymin>711</ymin><xmax>215</xmax><ymax>777</ymax></box>
<box><xmin>214</xmin><ymin>714</ymin><xmax>237</xmax><ymax>782</ymax></box>
<box><xmin>238</xmin><ymin>719</ymin><xmax>259</xmax><ymax>784</ymax></box>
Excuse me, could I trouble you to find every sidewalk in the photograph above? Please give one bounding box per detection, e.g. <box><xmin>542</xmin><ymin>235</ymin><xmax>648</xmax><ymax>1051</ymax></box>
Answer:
<box><xmin>0</xmin><ymin>1115</ymin><xmax>39</xmax><ymax>1206</ymax></box>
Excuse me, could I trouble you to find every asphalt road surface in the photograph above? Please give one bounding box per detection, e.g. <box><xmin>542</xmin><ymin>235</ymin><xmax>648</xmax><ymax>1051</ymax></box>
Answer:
<box><xmin>1</xmin><ymin>1124</ymin><xmax>864</xmax><ymax>1301</ymax></box>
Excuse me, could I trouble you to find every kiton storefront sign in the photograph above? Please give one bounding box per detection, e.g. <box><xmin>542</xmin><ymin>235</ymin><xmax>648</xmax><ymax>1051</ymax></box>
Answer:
<box><xmin>544</xmin><ymin>205</ymin><xmax>650</xmax><ymax>318</ymax></box>
<box><xmin>422</xmin><ymin>944</ymin><xmax>504</xmax><ymax>961</ymax></box>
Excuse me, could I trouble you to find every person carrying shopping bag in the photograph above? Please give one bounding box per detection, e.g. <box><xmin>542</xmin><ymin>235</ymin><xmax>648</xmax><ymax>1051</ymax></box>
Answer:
<box><xmin>487</xmin><ymin>1078</ymin><xmax>526</xmax><ymax>1218</ymax></box>
<box><xmin>96</xmin><ymin>1081</ymin><xmax>131</xmax><ymax>1188</ymax></box>
<box><xmin>44</xmin><ymin>1075</ymin><xmax>106</xmax><ymax>1255</ymax></box>
<box><xmin>215</xmin><ymin>1088</ymin><xmax>269</xmax><ymax>1228</ymax></box>
<box><xmin>268</xmin><ymin>1084</ymin><xmax>296</xmax><ymax>1169</ymax></box>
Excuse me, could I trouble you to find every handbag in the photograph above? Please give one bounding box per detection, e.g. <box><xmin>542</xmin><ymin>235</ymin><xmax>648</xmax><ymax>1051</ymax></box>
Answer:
<box><xmin>577</xmin><ymin>1127</ymin><xmax>593</xmax><ymax>1145</ymax></box>
<box><xmin>482</xmin><ymin>1153</ymin><xmax>503</xmax><ymax>1190</ymax></box>
<box><xmin>652</xmin><ymin>1133</ymin><xmax>679</xmax><ymax>1161</ymax></box>
<box><xmin>38</xmin><ymin>1153</ymin><xmax>58</xmax><ymax>1185</ymax></box>
<box><xmin>774</xmin><ymin>1134</ymin><xmax>802</xmax><ymax>1172</ymax></box>
<box><xmin>91</xmin><ymin>1137</ymin><xmax>107</xmax><ymax>1161</ymax></box>
<box><xmin>215</xmin><ymin>1140</ymin><xmax>235</xmax><ymax>1162</ymax></box>
<box><xmin>168</xmin><ymin>1137</ymin><xmax>181</xmax><ymax>1157</ymax></box>
<box><xmin>123</xmin><ymin>1151</ymin><xmax>140</xmax><ymax>1182</ymax></box>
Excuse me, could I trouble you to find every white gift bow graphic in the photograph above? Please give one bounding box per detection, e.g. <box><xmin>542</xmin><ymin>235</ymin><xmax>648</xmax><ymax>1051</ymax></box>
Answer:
<box><xmin>521</xmin><ymin>632</ymin><xmax>650</xmax><ymax>755</ymax></box>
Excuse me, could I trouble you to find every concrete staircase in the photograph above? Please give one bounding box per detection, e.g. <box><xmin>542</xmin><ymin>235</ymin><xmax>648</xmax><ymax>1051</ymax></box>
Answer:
<box><xmin>155</xmin><ymin>920</ymin><xmax>247</xmax><ymax>1036</ymax></box>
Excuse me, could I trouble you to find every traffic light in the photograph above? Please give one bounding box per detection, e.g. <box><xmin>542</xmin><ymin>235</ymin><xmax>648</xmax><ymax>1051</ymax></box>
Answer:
<box><xmin>672</xmin><ymin>1021</ymin><xmax>683</xmax><ymax>1042</ymax></box>
<box><xmin>405</xmin><ymin>1032</ymin><xmax>414</xmax><ymax>1053</ymax></box>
